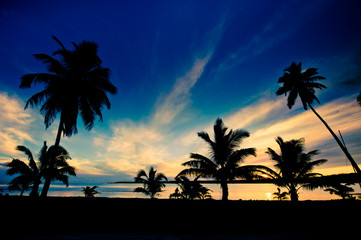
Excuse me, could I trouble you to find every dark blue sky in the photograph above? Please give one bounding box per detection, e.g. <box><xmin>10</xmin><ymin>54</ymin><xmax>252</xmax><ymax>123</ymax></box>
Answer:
<box><xmin>1</xmin><ymin>0</ymin><xmax>361</xmax><ymax>183</ymax></box>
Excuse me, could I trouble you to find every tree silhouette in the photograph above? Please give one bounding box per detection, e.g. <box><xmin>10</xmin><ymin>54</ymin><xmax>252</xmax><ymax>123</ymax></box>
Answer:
<box><xmin>20</xmin><ymin>36</ymin><xmax>117</xmax><ymax>147</ymax></box>
<box><xmin>357</xmin><ymin>91</ymin><xmax>361</xmax><ymax>106</ymax></box>
<box><xmin>39</xmin><ymin>143</ymin><xmax>76</xmax><ymax>197</ymax></box>
<box><xmin>169</xmin><ymin>176</ymin><xmax>212</xmax><ymax>200</ymax></box>
<box><xmin>5</xmin><ymin>144</ymin><xmax>44</xmax><ymax>197</ymax></box>
<box><xmin>177</xmin><ymin>118</ymin><xmax>256</xmax><ymax>201</ymax></box>
<box><xmin>325</xmin><ymin>183</ymin><xmax>355</xmax><ymax>200</ymax></box>
<box><xmin>276</xmin><ymin>62</ymin><xmax>361</xmax><ymax>179</ymax></box>
<box><xmin>134</xmin><ymin>166</ymin><xmax>167</xmax><ymax>199</ymax></box>
<box><xmin>82</xmin><ymin>186</ymin><xmax>100</xmax><ymax>197</ymax></box>
<box><xmin>251</xmin><ymin>137</ymin><xmax>327</xmax><ymax>202</ymax></box>
<box><xmin>272</xmin><ymin>187</ymin><xmax>289</xmax><ymax>201</ymax></box>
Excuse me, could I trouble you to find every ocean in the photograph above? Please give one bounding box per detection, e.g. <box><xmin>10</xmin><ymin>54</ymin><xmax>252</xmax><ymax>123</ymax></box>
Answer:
<box><xmin>1</xmin><ymin>182</ymin><xmax>354</xmax><ymax>200</ymax></box>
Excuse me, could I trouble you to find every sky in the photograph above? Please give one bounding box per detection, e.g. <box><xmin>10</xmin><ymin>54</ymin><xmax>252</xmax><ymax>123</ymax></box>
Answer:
<box><xmin>0</xmin><ymin>0</ymin><xmax>361</xmax><ymax>185</ymax></box>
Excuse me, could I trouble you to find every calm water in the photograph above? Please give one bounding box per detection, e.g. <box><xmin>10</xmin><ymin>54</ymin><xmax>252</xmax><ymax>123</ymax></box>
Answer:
<box><xmin>2</xmin><ymin>182</ymin><xmax>359</xmax><ymax>200</ymax></box>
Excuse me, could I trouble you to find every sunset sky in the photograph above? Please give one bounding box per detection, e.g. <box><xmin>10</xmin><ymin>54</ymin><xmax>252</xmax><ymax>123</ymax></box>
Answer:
<box><xmin>1</xmin><ymin>0</ymin><xmax>361</xmax><ymax>184</ymax></box>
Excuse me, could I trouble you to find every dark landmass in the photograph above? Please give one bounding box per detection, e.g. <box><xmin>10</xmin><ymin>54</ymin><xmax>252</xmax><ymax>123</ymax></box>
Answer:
<box><xmin>2</xmin><ymin>196</ymin><xmax>360</xmax><ymax>239</ymax></box>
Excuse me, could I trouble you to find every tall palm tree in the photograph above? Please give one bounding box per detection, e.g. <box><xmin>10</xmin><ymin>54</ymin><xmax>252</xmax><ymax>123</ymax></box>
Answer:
<box><xmin>177</xmin><ymin>118</ymin><xmax>256</xmax><ymax>201</ymax></box>
<box><xmin>39</xmin><ymin>143</ymin><xmax>76</xmax><ymax>197</ymax></box>
<box><xmin>20</xmin><ymin>36</ymin><xmax>117</xmax><ymax>147</ymax></box>
<box><xmin>251</xmin><ymin>137</ymin><xmax>327</xmax><ymax>202</ymax></box>
<box><xmin>134</xmin><ymin>166</ymin><xmax>167</xmax><ymax>199</ymax></box>
<box><xmin>5</xmin><ymin>144</ymin><xmax>44</xmax><ymax>197</ymax></box>
<box><xmin>276</xmin><ymin>62</ymin><xmax>361</xmax><ymax>178</ymax></box>
<box><xmin>170</xmin><ymin>176</ymin><xmax>212</xmax><ymax>200</ymax></box>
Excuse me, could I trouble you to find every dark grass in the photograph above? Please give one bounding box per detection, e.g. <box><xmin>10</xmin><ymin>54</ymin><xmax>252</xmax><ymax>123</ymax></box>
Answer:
<box><xmin>1</xmin><ymin>196</ymin><xmax>360</xmax><ymax>239</ymax></box>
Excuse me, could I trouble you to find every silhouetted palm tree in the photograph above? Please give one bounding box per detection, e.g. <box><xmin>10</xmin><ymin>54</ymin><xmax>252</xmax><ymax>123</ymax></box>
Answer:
<box><xmin>82</xmin><ymin>186</ymin><xmax>100</xmax><ymax>197</ymax></box>
<box><xmin>325</xmin><ymin>183</ymin><xmax>355</xmax><ymax>200</ymax></box>
<box><xmin>276</xmin><ymin>62</ymin><xmax>361</xmax><ymax>178</ymax></box>
<box><xmin>251</xmin><ymin>137</ymin><xmax>327</xmax><ymax>202</ymax></box>
<box><xmin>39</xmin><ymin>143</ymin><xmax>76</xmax><ymax>197</ymax></box>
<box><xmin>170</xmin><ymin>176</ymin><xmax>212</xmax><ymax>200</ymax></box>
<box><xmin>20</xmin><ymin>36</ymin><xmax>117</xmax><ymax>147</ymax></box>
<box><xmin>177</xmin><ymin>118</ymin><xmax>256</xmax><ymax>201</ymax></box>
<box><xmin>272</xmin><ymin>188</ymin><xmax>289</xmax><ymax>201</ymax></box>
<box><xmin>5</xmin><ymin>144</ymin><xmax>45</xmax><ymax>197</ymax></box>
<box><xmin>134</xmin><ymin>166</ymin><xmax>167</xmax><ymax>199</ymax></box>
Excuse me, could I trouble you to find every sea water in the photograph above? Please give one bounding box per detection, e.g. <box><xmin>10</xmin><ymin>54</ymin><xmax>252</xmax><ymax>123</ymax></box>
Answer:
<box><xmin>1</xmin><ymin>182</ymin><xmax>358</xmax><ymax>200</ymax></box>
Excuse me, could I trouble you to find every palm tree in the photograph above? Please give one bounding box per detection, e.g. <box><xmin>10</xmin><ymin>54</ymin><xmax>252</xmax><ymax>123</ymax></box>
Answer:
<box><xmin>276</xmin><ymin>62</ymin><xmax>361</xmax><ymax>178</ymax></box>
<box><xmin>272</xmin><ymin>188</ymin><xmax>289</xmax><ymax>201</ymax></box>
<box><xmin>20</xmin><ymin>36</ymin><xmax>117</xmax><ymax>147</ymax></box>
<box><xmin>177</xmin><ymin>118</ymin><xmax>256</xmax><ymax>201</ymax></box>
<box><xmin>5</xmin><ymin>144</ymin><xmax>44</xmax><ymax>197</ymax></box>
<box><xmin>324</xmin><ymin>183</ymin><xmax>355</xmax><ymax>200</ymax></box>
<box><xmin>39</xmin><ymin>143</ymin><xmax>76</xmax><ymax>197</ymax></box>
<box><xmin>134</xmin><ymin>166</ymin><xmax>167</xmax><ymax>199</ymax></box>
<box><xmin>82</xmin><ymin>186</ymin><xmax>100</xmax><ymax>197</ymax></box>
<box><xmin>251</xmin><ymin>137</ymin><xmax>327</xmax><ymax>202</ymax></box>
<box><xmin>170</xmin><ymin>176</ymin><xmax>212</xmax><ymax>200</ymax></box>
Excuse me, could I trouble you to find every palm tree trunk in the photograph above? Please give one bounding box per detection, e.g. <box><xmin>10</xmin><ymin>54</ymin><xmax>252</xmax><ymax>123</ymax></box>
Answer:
<box><xmin>40</xmin><ymin>177</ymin><xmax>51</xmax><ymax>197</ymax></box>
<box><xmin>54</xmin><ymin>117</ymin><xmax>63</xmax><ymax>147</ymax></box>
<box><xmin>30</xmin><ymin>179</ymin><xmax>40</xmax><ymax>197</ymax></box>
<box><xmin>308</xmin><ymin>104</ymin><xmax>361</xmax><ymax>179</ymax></box>
<box><xmin>289</xmin><ymin>185</ymin><xmax>298</xmax><ymax>202</ymax></box>
<box><xmin>220</xmin><ymin>180</ymin><xmax>229</xmax><ymax>201</ymax></box>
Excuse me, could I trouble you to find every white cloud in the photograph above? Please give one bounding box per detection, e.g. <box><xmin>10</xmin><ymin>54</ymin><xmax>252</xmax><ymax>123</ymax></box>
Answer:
<box><xmin>0</xmin><ymin>92</ymin><xmax>38</xmax><ymax>155</ymax></box>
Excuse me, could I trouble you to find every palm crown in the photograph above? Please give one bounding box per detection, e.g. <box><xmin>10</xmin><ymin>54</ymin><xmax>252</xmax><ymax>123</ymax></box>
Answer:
<box><xmin>276</xmin><ymin>62</ymin><xmax>326</xmax><ymax>110</ymax></box>
<box><xmin>134</xmin><ymin>166</ymin><xmax>167</xmax><ymax>199</ymax></box>
<box><xmin>20</xmin><ymin>36</ymin><xmax>117</xmax><ymax>144</ymax></box>
<box><xmin>177</xmin><ymin>118</ymin><xmax>256</xmax><ymax>200</ymax></box>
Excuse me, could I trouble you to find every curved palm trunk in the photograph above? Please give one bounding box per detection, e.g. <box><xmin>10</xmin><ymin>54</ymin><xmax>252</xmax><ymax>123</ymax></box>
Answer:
<box><xmin>220</xmin><ymin>180</ymin><xmax>229</xmax><ymax>201</ymax></box>
<box><xmin>308</xmin><ymin>104</ymin><xmax>361</xmax><ymax>180</ymax></box>
<box><xmin>30</xmin><ymin>179</ymin><xmax>41</xmax><ymax>197</ymax></box>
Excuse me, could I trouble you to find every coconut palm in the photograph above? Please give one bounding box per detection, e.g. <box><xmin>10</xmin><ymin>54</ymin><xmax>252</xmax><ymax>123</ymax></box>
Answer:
<box><xmin>177</xmin><ymin>118</ymin><xmax>256</xmax><ymax>201</ymax></box>
<box><xmin>5</xmin><ymin>144</ymin><xmax>45</xmax><ymax>197</ymax></box>
<box><xmin>272</xmin><ymin>188</ymin><xmax>289</xmax><ymax>201</ymax></box>
<box><xmin>170</xmin><ymin>176</ymin><xmax>212</xmax><ymax>200</ymax></box>
<box><xmin>324</xmin><ymin>183</ymin><xmax>355</xmax><ymax>200</ymax></box>
<box><xmin>252</xmin><ymin>137</ymin><xmax>327</xmax><ymax>202</ymax></box>
<box><xmin>276</xmin><ymin>62</ymin><xmax>361</xmax><ymax>177</ymax></box>
<box><xmin>39</xmin><ymin>143</ymin><xmax>76</xmax><ymax>197</ymax></box>
<box><xmin>82</xmin><ymin>186</ymin><xmax>100</xmax><ymax>197</ymax></box>
<box><xmin>20</xmin><ymin>36</ymin><xmax>117</xmax><ymax>147</ymax></box>
<box><xmin>134</xmin><ymin>166</ymin><xmax>167</xmax><ymax>199</ymax></box>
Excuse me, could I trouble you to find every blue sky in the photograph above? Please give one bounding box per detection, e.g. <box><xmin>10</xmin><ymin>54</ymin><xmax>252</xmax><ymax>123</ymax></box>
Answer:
<box><xmin>1</xmin><ymin>0</ymin><xmax>361</xmax><ymax>184</ymax></box>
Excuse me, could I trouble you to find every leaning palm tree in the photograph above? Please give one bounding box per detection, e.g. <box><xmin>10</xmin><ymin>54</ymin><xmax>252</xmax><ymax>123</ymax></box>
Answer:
<box><xmin>177</xmin><ymin>118</ymin><xmax>256</xmax><ymax>201</ymax></box>
<box><xmin>134</xmin><ymin>166</ymin><xmax>167</xmax><ymax>199</ymax></box>
<box><xmin>276</xmin><ymin>62</ymin><xmax>361</xmax><ymax>177</ymax></box>
<box><xmin>20</xmin><ymin>36</ymin><xmax>117</xmax><ymax>147</ymax></box>
<box><xmin>39</xmin><ymin>143</ymin><xmax>76</xmax><ymax>197</ymax></box>
<box><xmin>5</xmin><ymin>144</ymin><xmax>44</xmax><ymax>197</ymax></box>
<box><xmin>251</xmin><ymin>137</ymin><xmax>327</xmax><ymax>202</ymax></box>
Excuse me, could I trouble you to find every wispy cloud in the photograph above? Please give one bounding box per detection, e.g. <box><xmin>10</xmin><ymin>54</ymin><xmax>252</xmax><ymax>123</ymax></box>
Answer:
<box><xmin>151</xmin><ymin>54</ymin><xmax>212</xmax><ymax>127</ymax></box>
<box><xmin>0</xmin><ymin>92</ymin><xmax>38</xmax><ymax>155</ymax></box>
